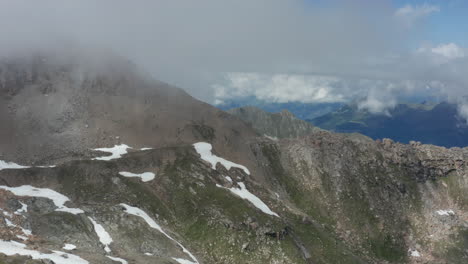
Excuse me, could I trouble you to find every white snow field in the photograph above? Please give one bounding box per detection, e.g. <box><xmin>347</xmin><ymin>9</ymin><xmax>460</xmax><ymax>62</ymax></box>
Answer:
<box><xmin>120</xmin><ymin>203</ymin><xmax>199</xmax><ymax>264</ymax></box>
<box><xmin>118</xmin><ymin>171</ymin><xmax>155</xmax><ymax>182</ymax></box>
<box><xmin>216</xmin><ymin>182</ymin><xmax>279</xmax><ymax>217</ymax></box>
<box><xmin>193</xmin><ymin>142</ymin><xmax>250</xmax><ymax>175</ymax></box>
<box><xmin>173</xmin><ymin>258</ymin><xmax>198</xmax><ymax>264</ymax></box>
<box><xmin>15</xmin><ymin>202</ymin><xmax>28</xmax><ymax>215</ymax></box>
<box><xmin>409</xmin><ymin>249</ymin><xmax>421</xmax><ymax>257</ymax></box>
<box><xmin>63</xmin><ymin>244</ymin><xmax>77</xmax><ymax>250</ymax></box>
<box><xmin>436</xmin><ymin>209</ymin><xmax>455</xmax><ymax>216</ymax></box>
<box><xmin>0</xmin><ymin>160</ymin><xmax>29</xmax><ymax>170</ymax></box>
<box><xmin>0</xmin><ymin>240</ymin><xmax>89</xmax><ymax>264</ymax></box>
<box><xmin>0</xmin><ymin>185</ymin><xmax>84</xmax><ymax>214</ymax></box>
<box><xmin>106</xmin><ymin>256</ymin><xmax>128</xmax><ymax>264</ymax></box>
<box><xmin>139</xmin><ymin>147</ymin><xmax>153</xmax><ymax>151</ymax></box>
<box><xmin>88</xmin><ymin>217</ymin><xmax>113</xmax><ymax>253</ymax></box>
<box><xmin>0</xmin><ymin>160</ymin><xmax>55</xmax><ymax>170</ymax></box>
<box><xmin>93</xmin><ymin>144</ymin><xmax>131</xmax><ymax>161</ymax></box>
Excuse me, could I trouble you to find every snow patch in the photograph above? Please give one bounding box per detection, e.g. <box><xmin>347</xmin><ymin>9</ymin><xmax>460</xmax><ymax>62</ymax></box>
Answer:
<box><xmin>193</xmin><ymin>142</ymin><xmax>250</xmax><ymax>175</ymax></box>
<box><xmin>0</xmin><ymin>240</ymin><xmax>89</xmax><ymax>264</ymax></box>
<box><xmin>225</xmin><ymin>176</ymin><xmax>233</xmax><ymax>183</ymax></box>
<box><xmin>6</xmin><ymin>217</ymin><xmax>33</xmax><ymax>237</ymax></box>
<box><xmin>16</xmin><ymin>235</ymin><xmax>28</xmax><ymax>241</ymax></box>
<box><xmin>436</xmin><ymin>210</ymin><xmax>455</xmax><ymax>216</ymax></box>
<box><xmin>173</xmin><ymin>258</ymin><xmax>198</xmax><ymax>264</ymax></box>
<box><xmin>0</xmin><ymin>160</ymin><xmax>55</xmax><ymax>170</ymax></box>
<box><xmin>144</xmin><ymin>252</ymin><xmax>153</xmax><ymax>256</ymax></box>
<box><xmin>63</xmin><ymin>244</ymin><xmax>77</xmax><ymax>250</ymax></box>
<box><xmin>264</xmin><ymin>135</ymin><xmax>278</xmax><ymax>141</ymax></box>
<box><xmin>0</xmin><ymin>160</ymin><xmax>29</xmax><ymax>171</ymax></box>
<box><xmin>409</xmin><ymin>249</ymin><xmax>421</xmax><ymax>257</ymax></box>
<box><xmin>118</xmin><ymin>171</ymin><xmax>155</xmax><ymax>182</ymax></box>
<box><xmin>88</xmin><ymin>217</ymin><xmax>113</xmax><ymax>253</ymax></box>
<box><xmin>37</xmin><ymin>165</ymin><xmax>57</xmax><ymax>168</ymax></box>
<box><xmin>120</xmin><ymin>203</ymin><xmax>198</xmax><ymax>263</ymax></box>
<box><xmin>106</xmin><ymin>256</ymin><xmax>128</xmax><ymax>264</ymax></box>
<box><xmin>140</xmin><ymin>147</ymin><xmax>153</xmax><ymax>151</ymax></box>
<box><xmin>216</xmin><ymin>182</ymin><xmax>279</xmax><ymax>217</ymax></box>
<box><xmin>20</xmin><ymin>227</ymin><xmax>32</xmax><ymax>236</ymax></box>
<box><xmin>93</xmin><ymin>144</ymin><xmax>131</xmax><ymax>161</ymax></box>
<box><xmin>1</xmin><ymin>209</ymin><xmax>13</xmax><ymax>217</ymax></box>
<box><xmin>15</xmin><ymin>202</ymin><xmax>28</xmax><ymax>215</ymax></box>
<box><xmin>5</xmin><ymin>218</ymin><xmax>15</xmax><ymax>227</ymax></box>
<box><xmin>0</xmin><ymin>185</ymin><xmax>84</xmax><ymax>215</ymax></box>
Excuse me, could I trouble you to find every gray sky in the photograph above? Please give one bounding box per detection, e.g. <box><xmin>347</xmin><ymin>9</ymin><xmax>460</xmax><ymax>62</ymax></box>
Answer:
<box><xmin>0</xmin><ymin>0</ymin><xmax>467</xmax><ymax>118</ymax></box>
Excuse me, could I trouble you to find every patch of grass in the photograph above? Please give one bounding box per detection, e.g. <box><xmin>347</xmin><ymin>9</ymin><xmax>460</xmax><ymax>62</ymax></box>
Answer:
<box><xmin>441</xmin><ymin>172</ymin><xmax>468</xmax><ymax>209</ymax></box>
<box><xmin>368</xmin><ymin>234</ymin><xmax>406</xmax><ymax>263</ymax></box>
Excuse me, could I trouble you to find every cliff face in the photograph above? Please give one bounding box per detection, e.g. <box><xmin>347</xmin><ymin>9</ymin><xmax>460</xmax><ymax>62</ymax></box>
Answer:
<box><xmin>0</xmin><ymin>54</ymin><xmax>466</xmax><ymax>264</ymax></box>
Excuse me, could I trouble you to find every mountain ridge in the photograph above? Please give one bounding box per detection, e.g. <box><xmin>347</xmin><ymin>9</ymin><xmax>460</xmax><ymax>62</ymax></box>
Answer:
<box><xmin>0</xmin><ymin>53</ymin><xmax>466</xmax><ymax>264</ymax></box>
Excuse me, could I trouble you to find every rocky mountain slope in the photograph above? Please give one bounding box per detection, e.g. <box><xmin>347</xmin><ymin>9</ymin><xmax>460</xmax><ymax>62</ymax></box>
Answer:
<box><xmin>227</xmin><ymin>107</ymin><xmax>321</xmax><ymax>139</ymax></box>
<box><xmin>0</xmin><ymin>53</ymin><xmax>467</xmax><ymax>264</ymax></box>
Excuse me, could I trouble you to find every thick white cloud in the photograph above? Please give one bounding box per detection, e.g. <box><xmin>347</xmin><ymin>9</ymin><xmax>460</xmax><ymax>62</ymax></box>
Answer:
<box><xmin>214</xmin><ymin>73</ymin><xmax>348</xmax><ymax>104</ymax></box>
<box><xmin>214</xmin><ymin>73</ymin><xmax>434</xmax><ymax>114</ymax></box>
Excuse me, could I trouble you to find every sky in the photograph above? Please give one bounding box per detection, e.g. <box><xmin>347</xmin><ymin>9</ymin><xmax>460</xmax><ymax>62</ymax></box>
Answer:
<box><xmin>0</xmin><ymin>0</ymin><xmax>467</xmax><ymax>119</ymax></box>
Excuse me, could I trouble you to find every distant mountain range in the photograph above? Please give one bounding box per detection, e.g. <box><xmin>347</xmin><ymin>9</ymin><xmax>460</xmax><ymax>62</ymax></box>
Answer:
<box><xmin>310</xmin><ymin>102</ymin><xmax>468</xmax><ymax>148</ymax></box>
<box><xmin>216</xmin><ymin>97</ymin><xmax>343</xmax><ymax>120</ymax></box>
<box><xmin>219</xmin><ymin>99</ymin><xmax>468</xmax><ymax>148</ymax></box>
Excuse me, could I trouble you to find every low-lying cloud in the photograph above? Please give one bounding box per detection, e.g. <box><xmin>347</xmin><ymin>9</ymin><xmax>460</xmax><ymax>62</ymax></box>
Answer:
<box><xmin>0</xmin><ymin>0</ymin><xmax>467</xmax><ymax>120</ymax></box>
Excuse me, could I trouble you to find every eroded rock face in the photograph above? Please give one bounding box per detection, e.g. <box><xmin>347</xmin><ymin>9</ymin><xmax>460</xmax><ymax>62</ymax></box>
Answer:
<box><xmin>0</xmin><ymin>53</ymin><xmax>467</xmax><ymax>264</ymax></box>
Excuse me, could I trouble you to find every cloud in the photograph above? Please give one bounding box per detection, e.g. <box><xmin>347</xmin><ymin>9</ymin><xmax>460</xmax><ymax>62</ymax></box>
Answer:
<box><xmin>214</xmin><ymin>73</ymin><xmax>348</xmax><ymax>104</ymax></box>
<box><xmin>458</xmin><ymin>103</ymin><xmax>468</xmax><ymax>123</ymax></box>
<box><xmin>429</xmin><ymin>43</ymin><xmax>465</xmax><ymax>59</ymax></box>
<box><xmin>394</xmin><ymin>3</ymin><xmax>439</xmax><ymax>27</ymax></box>
<box><xmin>0</xmin><ymin>0</ymin><xmax>402</xmax><ymax>100</ymax></box>
<box><xmin>0</xmin><ymin>1</ymin><xmax>467</xmax><ymax>121</ymax></box>
<box><xmin>214</xmin><ymin>73</ymin><xmax>427</xmax><ymax>114</ymax></box>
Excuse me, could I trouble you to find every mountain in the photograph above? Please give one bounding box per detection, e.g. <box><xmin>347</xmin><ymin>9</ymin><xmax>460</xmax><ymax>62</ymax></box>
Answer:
<box><xmin>216</xmin><ymin>97</ymin><xmax>343</xmax><ymax>120</ymax></box>
<box><xmin>227</xmin><ymin>106</ymin><xmax>321</xmax><ymax>139</ymax></box>
<box><xmin>0</xmin><ymin>53</ymin><xmax>467</xmax><ymax>264</ymax></box>
<box><xmin>310</xmin><ymin>103</ymin><xmax>468</xmax><ymax>148</ymax></box>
